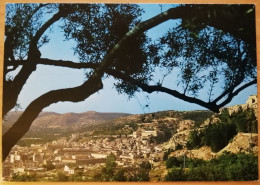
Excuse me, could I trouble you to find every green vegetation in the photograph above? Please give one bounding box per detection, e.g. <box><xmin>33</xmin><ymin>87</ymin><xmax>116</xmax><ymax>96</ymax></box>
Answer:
<box><xmin>43</xmin><ymin>161</ymin><xmax>55</xmax><ymax>171</ymax></box>
<box><xmin>163</xmin><ymin>148</ymin><xmax>174</xmax><ymax>161</ymax></box>
<box><xmin>186</xmin><ymin>129</ymin><xmax>204</xmax><ymax>149</ymax></box>
<box><xmin>92</xmin><ymin>125</ymin><xmax>131</xmax><ymax>136</ymax></box>
<box><xmin>150</xmin><ymin>123</ymin><xmax>175</xmax><ymax>144</ymax></box>
<box><xmin>56</xmin><ymin>172</ymin><xmax>69</xmax><ymax>182</ymax></box>
<box><xmin>187</xmin><ymin>108</ymin><xmax>257</xmax><ymax>152</ymax></box>
<box><xmin>92</xmin><ymin>154</ymin><xmax>151</xmax><ymax>182</ymax></box>
<box><xmin>204</xmin><ymin>119</ymin><xmax>237</xmax><ymax>152</ymax></box>
<box><xmin>165</xmin><ymin>152</ymin><xmax>258</xmax><ymax>181</ymax></box>
<box><xmin>11</xmin><ymin>173</ymin><xmax>36</xmax><ymax>182</ymax></box>
<box><xmin>182</xmin><ymin>111</ymin><xmax>214</xmax><ymax>127</ymax></box>
<box><xmin>17</xmin><ymin>128</ymin><xmax>72</xmax><ymax>146</ymax></box>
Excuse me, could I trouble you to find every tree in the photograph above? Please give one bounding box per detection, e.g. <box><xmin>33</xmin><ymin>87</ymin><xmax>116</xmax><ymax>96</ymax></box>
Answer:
<box><xmin>3</xmin><ymin>4</ymin><xmax>256</xmax><ymax>161</ymax></box>
<box><xmin>186</xmin><ymin>129</ymin><xmax>204</xmax><ymax>149</ymax></box>
<box><xmin>93</xmin><ymin>153</ymin><xmax>118</xmax><ymax>181</ymax></box>
<box><xmin>114</xmin><ymin>169</ymin><xmax>127</xmax><ymax>182</ymax></box>
<box><xmin>164</xmin><ymin>152</ymin><xmax>258</xmax><ymax>181</ymax></box>
<box><xmin>11</xmin><ymin>173</ymin><xmax>36</xmax><ymax>182</ymax></box>
<box><xmin>164</xmin><ymin>167</ymin><xmax>187</xmax><ymax>181</ymax></box>
<box><xmin>56</xmin><ymin>172</ymin><xmax>69</xmax><ymax>182</ymax></box>
<box><xmin>102</xmin><ymin>153</ymin><xmax>117</xmax><ymax>181</ymax></box>
<box><xmin>43</xmin><ymin>161</ymin><xmax>55</xmax><ymax>171</ymax></box>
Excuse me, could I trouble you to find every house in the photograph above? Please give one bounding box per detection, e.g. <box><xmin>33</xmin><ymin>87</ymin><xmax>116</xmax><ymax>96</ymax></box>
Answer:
<box><xmin>64</xmin><ymin>165</ymin><xmax>74</xmax><ymax>175</ymax></box>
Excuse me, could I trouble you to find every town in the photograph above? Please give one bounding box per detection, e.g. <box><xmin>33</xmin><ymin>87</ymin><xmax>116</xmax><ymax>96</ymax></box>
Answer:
<box><xmin>3</xmin><ymin>95</ymin><xmax>258</xmax><ymax>181</ymax></box>
<box><xmin>3</xmin><ymin>121</ymin><xmax>168</xmax><ymax>181</ymax></box>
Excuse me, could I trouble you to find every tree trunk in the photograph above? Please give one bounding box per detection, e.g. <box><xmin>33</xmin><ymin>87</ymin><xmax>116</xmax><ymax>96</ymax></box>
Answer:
<box><xmin>2</xmin><ymin>76</ymin><xmax>103</xmax><ymax>161</ymax></box>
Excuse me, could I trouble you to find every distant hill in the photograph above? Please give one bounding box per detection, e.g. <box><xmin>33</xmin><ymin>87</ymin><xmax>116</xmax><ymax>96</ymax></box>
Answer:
<box><xmin>2</xmin><ymin>111</ymin><xmax>130</xmax><ymax>133</ymax></box>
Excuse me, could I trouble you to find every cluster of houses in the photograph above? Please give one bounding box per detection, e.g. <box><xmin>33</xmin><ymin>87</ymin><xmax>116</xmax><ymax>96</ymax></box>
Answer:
<box><xmin>4</xmin><ymin>95</ymin><xmax>256</xmax><ymax>181</ymax></box>
<box><xmin>3</xmin><ymin>123</ymin><xmax>164</xmax><ymax>181</ymax></box>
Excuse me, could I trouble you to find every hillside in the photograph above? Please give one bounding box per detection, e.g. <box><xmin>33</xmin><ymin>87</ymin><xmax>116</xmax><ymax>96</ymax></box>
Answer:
<box><xmin>2</xmin><ymin>111</ymin><xmax>130</xmax><ymax>134</ymax></box>
<box><xmin>2</xmin><ymin>95</ymin><xmax>258</xmax><ymax>182</ymax></box>
<box><xmin>162</xmin><ymin>95</ymin><xmax>258</xmax><ymax>159</ymax></box>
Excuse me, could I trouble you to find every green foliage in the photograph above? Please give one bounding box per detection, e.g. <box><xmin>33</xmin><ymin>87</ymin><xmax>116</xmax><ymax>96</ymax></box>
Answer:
<box><xmin>163</xmin><ymin>148</ymin><xmax>174</xmax><ymax>161</ymax></box>
<box><xmin>101</xmin><ymin>153</ymin><xmax>117</xmax><ymax>181</ymax></box>
<box><xmin>92</xmin><ymin>153</ymin><xmax>126</xmax><ymax>182</ymax></box>
<box><xmin>182</xmin><ymin>111</ymin><xmax>214</xmax><ymax>127</ymax></box>
<box><xmin>114</xmin><ymin>169</ymin><xmax>127</xmax><ymax>181</ymax></box>
<box><xmin>166</xmin><ymin>156</ymin><xmax>182</xmax><ymax>168</ymax></box>
<box><xmin>71</xmin><ymin>171</ymin><xmax>84</xmax><ymax>182</ymax></box>
<box><xmin>56</xmin><ymin>172</ymin><xmax>69</xmax><ymax>182</ymax></box>
<box><xmin>130</xmin><ymin>169</ymin><xmax>150</xmax><ymax>181</ymax></box>
<box><xmin>166</xmin><ymin>156</ymin><xmax>205</xmax><ymax>169</ymax></box>
<box><xmin>153</xmin><ymin>111</ymin><xmax>178</xmax><ymax>119</ymax></box>
<box><xmin>229</xmin><ymin>107</ymin><xmax>258</xmax><ymax>133</ymax></box>
<box><xmin>140</xmin><ymin>161</ymin><xmax>152</xmax><ymax>170</ymax></box>
<box><xmin>92</xmin><ymin>159</ymin><xmax>151</xmax><ymax>182</ymax></box>
<box><xmin>127</xmin><ymin>162</ymin><xmax>151</xmax><ymax>182</ymax></box>
<box><xmin>175</xmin><ymin>144</ymin><xmax>183</xmax><ymax>150</ymax></box>
<box><xmin>43</xmin><ymin>161</ymin><xmax>55</xmax><ymax>171</ymax></box>
<box><xmin>187</xmin><ymin>108</ymin><xmax>257</xmax><ymax>152</ymax></box>
<box><xmin>92</xmin><ymin>124</ymin><xmax>130</xmax><ymax>136</ymax></box>
<box><xmin>127</xmin><ymin>122</ymin><xmax>138</xmax><ymax>130</ymax></box>
<box><xmin>204</xmin><ymin>120</ymin><xmax>237</xmax><ymax>152</ymax></box>
<box><xmin>215</xmin><ymin>152</ymin><xmax>258</xmax><ymax>180</ymax></box>
<box><xmin>5</xmin><ymin>4</ymin><xmax>54</xmax><ymax>60</ymax></box>
<box><xmin>164</xmin><ymin>167</ymin><xmax>187</xmax><ymax>181</ymax></box>
<box><xmin>186</xmin><ymin>129</ymin><xmax>204</xmax><ymax>149</ymax></box>
<box><xmin>11</xmin><ymin>173</ymin><xmax>36</xmax><ymax>182</ymax></box>
<box><xmin>164</xmin><ymin>152</ymin><xmax>258</xmax><ymax>181</ymax></box>
<box><xmin>159</xmin><ymin>8</ymin><xmax>256</xmax><ymax>98</ymax></box>
<box><xmin>92</xmin><ymin>173</ymin><xmax>103</xmax><ymax>181</ymax></box>
<box><xmin>204</xmin><ymin>107</ymin><xmax>257</xmax><ymax>152</ymax></box>
<box><xmin>61</xmin><ymin>4</ymin><xmax>153</xmax><ymax>97</ymax></box>
<box><xmin>17</xmin><ymin>127</ymin><xmax>72</xmax><ymax>146</ymax></box>
<box><xmin>152</xmin><ymin>123</ymin><xmax>174</xmax><ymax>144</ymax></box>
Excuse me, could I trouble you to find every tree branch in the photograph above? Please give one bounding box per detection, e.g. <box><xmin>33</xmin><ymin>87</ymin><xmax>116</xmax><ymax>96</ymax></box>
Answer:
<box><xmin>3</xmin><ymin>10</ymin><xmax>64</xmax><ymax>116</ymax></box>
<box><xmin>217</xmin><ymin>79</ymin><xmax>257</xmax><ymax>108</ymax></box>
<box><xmin>91</xmin><ymin>6</ymin><xmax>185</xmax><ymax>76</ymax></box>
<box><xmin>8</xmin><ymin>58</ymin><xmax>98</xmax><ymax>69</ymax></box>
<box><xmin>4</xmin><ymin>4</ymin><xmax>51</xmax><ymax>71</ymax></box>
<box><xmin>8</xmin><ymin>58</ymin><xmax>256</xmax><ymax>113</ymax></box>
<box><xmin>2</xmin><ymin>76</ymin><xmax>103</xmax><ymax>161</ymax></box>
<box><xmin>212</xmin><ymin>74</ymin><xmax>249</xmax><ymax>104</ymax></box>
<box><xmin>4</xmin><ymin>5</ymin><xmax>186</xmax><ymax>116</ymax></box>
<box><xmin>105</xmin><ymin>69</ymin><xmax>220</xmax><ymax>113</ymax></box>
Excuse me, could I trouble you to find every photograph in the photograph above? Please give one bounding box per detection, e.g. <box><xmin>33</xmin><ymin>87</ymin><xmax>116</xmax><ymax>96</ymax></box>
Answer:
<box><xmin>1</xmin><ymin>3</ymin><xmax>258</xmax><ymax>182</ymax></box>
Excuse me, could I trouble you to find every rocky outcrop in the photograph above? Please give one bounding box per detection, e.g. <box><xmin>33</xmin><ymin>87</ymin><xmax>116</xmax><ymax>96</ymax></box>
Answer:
<box><xmin>168</xmin><ymin>132</ymin><xmax>258</xmax><ymax>161</ymax></box>
<box><xmin>169</xmin><ymin>146</ymin><xmax>215</xmax><ymax>160</ymax></box>
<box><xmin>177</xmin><ymin>120</ymin><xmax>194</xmax><ymax>132</ymax></box>
<box><xmin>221</xmin><ymin>95</ymin><xmax>257</xmax><ymax>117</ymax></box>
<box><xmin>163</xmin><ymin>130</ymin><xmax>190</xmax><ymax>150</ymax></box>
<box><xmin>218</xmin><ymin>132</ymin><xmax>258</xmax><ymax>155</ymax></box>
<box><xmin>163</xmin><ymin>95</ymin><xmax>258</xmax><ymax>161</ymax></box>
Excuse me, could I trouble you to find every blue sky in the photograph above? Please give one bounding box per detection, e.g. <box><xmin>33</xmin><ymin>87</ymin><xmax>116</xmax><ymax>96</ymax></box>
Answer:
<box><xmin>13</xmin><ymin>4</ymin><xmax>257</xmax><ymax>114</ymax></box>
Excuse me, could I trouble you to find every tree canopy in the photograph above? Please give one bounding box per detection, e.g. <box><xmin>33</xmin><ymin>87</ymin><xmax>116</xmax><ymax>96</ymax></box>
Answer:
<box><xmin>2</xmin><ymin>3</ymin><xmax>256</xmax><ymax>161</ymax></box>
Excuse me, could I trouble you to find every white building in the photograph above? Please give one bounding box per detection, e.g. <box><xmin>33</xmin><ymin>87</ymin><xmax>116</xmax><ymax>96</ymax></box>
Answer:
<box><xmin>64</xmin><ymin>165</ymin><xmax>74</xmax><ymax>175</ymax></box>
<box><xmin>90</xmin><ymin>153</ymin><xmax>107</xmax><ymax>159</ymax></box>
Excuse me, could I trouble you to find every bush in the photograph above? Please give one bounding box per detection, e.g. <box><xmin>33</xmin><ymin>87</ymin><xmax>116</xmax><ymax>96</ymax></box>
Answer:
<box><xmin>187</xmin><ymin>129</ymin><xmax>204</xmax><ymax>149</ymax></box>
<box><xmin>166</xmin><ymin>157</ymin><xmax>182</xmax><ymax>168</ymax></box>
<box><xmin>164</xmin><ymin>152</ymin><xmax>258</xmax><ymax>181</ymax></box>
<box><xmin>164</xmin><ymin>167</ymin><xmax>187</xmax><ymax>181</ymax></box>
<box><xmin>182</xmin><ymin>111</ymin><xmax>214</xmax><ymax>127</ymax></box>
<box><xmin>204</xmin><ymin>122</ymin><xmax>237</xmax><ymax>152</ymax></box>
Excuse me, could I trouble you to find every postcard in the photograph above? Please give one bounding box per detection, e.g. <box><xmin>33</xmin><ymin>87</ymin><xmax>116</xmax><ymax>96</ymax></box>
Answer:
<box><xmin>1</xmin><ymin>1</ymin><xmax>259</xmax><ymax>184</ymax></box>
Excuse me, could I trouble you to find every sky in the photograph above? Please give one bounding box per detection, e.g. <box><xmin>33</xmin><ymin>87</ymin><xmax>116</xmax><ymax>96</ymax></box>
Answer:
<box><xmin>11</xmin><ymin>4</ymin><xmax>257</xmax><ymax>114</ymax></box>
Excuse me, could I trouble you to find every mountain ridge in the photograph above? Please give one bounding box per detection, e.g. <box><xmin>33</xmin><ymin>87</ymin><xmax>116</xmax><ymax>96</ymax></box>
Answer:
<box><xmin>3</xmin><ymin>111</ymin><xmax>131</xmax><ymax>133</ymax></box>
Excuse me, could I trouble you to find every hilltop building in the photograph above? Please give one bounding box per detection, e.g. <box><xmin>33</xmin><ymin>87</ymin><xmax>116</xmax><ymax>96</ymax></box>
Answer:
<box><xmin>221</xmin><ymin>94</ymin><xmax>257</xmax><ymax>116</ymax></box>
